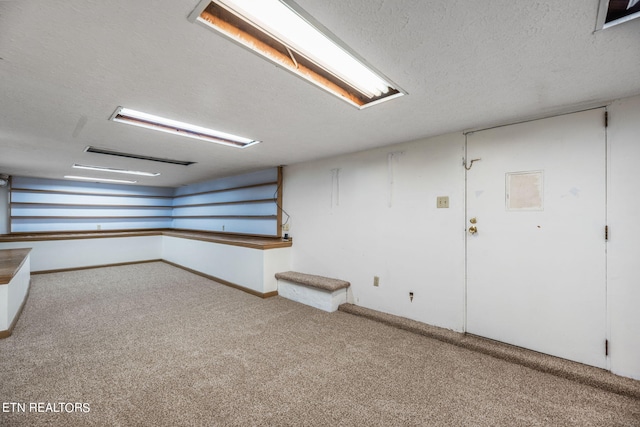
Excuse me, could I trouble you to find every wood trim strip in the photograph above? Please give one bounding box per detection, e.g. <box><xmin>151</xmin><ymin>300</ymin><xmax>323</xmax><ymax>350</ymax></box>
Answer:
<box><xmin>161</xmin><ymin>260</ymin><xmax>278</xmax><ymax>299</ymax></box>
<box><xmin>31</xmin><ymin>259</ymin><xmax>163</xmax><ymax>275</ymax></box>
<box><xmin>10</xmin><ymin>187</ymin><xmax>172</xmax><ymax>199</ymax></box>
<box><xmin>173</xmin><ymin>181</ymin><xmax>278</xmax><ymax>199</ymax></box>
<box><xmin>0</xmin><ymin>278</ymin><xmax>31</xmax><ymax>339</ymax></box>
<box><xmin>277</xmin><ymin>166</ymin><xmax>283</xmax><ymax>238</ymax></box>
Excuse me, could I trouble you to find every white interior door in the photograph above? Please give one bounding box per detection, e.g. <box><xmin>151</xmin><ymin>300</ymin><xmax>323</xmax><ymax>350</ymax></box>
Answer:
<box><xmin>465</xmin><ymin>109</ymin><xmax>607</xmax><ymax>369</ymax></box>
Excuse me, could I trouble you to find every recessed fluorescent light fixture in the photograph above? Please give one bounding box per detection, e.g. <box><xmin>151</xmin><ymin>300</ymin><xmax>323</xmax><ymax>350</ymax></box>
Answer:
<box><xmin>85</xmin><ymin>146</ymin><xmax>196</xmax><ymax>166</ymax></box>
<box><xmin>188</xmin><ymin>0</ymin><xmax>406</xmax><ymax>109</ymax></box>
<box><xmin>64</xmin><ymin>175</ymin><xmax>138</xmax><ymax>184</ymax></box>
<box><xmin>73</xmin><ymin>164</ymin><xmax>160</xmax><ymax>177</ymax></box>
<box><xmin>596</xmin><ymin>0</ymin><xmax>640</xmax><ymax>29</ymax></box>
<box><xmin>109</xmin><ymin>107</ymin><xmax>260</xmax><ymax>148</ymax></box>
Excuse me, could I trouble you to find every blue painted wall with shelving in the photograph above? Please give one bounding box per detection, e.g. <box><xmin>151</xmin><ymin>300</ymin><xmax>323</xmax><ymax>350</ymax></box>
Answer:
<box><xmin>8</xmin><ymin>168</ymin><xmax>280</xmax><ymax>236</ymax></box>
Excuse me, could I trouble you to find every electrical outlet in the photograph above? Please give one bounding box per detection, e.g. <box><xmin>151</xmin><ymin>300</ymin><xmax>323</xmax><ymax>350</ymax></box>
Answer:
<box><xmin>97</xmin><ymin>224</ymin><xmax>101</xmax><ymax>230</ymax></box>
<box><xmin>437</xmin><ymin>196</ymin><xmax>449</xmax><ymax>208</ymax></box>
<box><xmin>282</xmin><ymin>223</ymin><xmax>290</xmax><ymax>231</ymax></box>
<box><xmin>373</xmin><ymin>276</ymin><xmax>379</xmax><ymax>287</ymax></box>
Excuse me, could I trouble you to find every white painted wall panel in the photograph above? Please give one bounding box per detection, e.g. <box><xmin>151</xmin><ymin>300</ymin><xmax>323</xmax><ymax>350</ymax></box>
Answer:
<box><xmin>7</xmin><ymin>257</ymin><xmax>30</xmax><ymax>327</ymax></box>
<box><xmin>0</xmin><ymin>255</ymin><xmax>29</xmax><ymax>332</ymax></box>
<box><xmin>0</xmin><ymin>236</ymin><xmax>162</xmax><ymax>272</ymax></box>
<box><xmin>0</xmin><ymin>286</ymin><xmax>7</xmax><ymax>330</ymax></box>
<box><xmin>283</xmin><ymin>133</ymin><xmax>466</xmax><ymax>331</ymax></box>
<box><xmin>161</xmin><ymin>236</ymin><xmax>266</xmax><ymax>293</ymax></box>
<box><xmin>263</xmin><ymin>247</ymin><xmax>292</xmax><ymax>293</ymax></box>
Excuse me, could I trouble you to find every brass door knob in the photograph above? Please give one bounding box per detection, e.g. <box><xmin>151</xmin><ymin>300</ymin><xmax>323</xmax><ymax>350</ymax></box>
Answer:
<box><xmin>468</xmin><ymin>226</ymin><xmax>478</xmax><ymax>234</ymax></box>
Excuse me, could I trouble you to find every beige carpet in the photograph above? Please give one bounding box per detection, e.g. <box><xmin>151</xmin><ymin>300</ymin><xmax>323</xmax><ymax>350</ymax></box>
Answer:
<box><xmin>0</xmin><ymin>262</ymin><xmax>638</xmax><ymax>426</ymax></box>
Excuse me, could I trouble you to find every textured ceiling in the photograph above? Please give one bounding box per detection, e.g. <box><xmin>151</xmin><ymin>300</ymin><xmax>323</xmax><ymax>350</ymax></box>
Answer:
<box><xmin>1</xmin><ymin>0</ymin><xmax>639</xmax><ymax>187</ymax></box>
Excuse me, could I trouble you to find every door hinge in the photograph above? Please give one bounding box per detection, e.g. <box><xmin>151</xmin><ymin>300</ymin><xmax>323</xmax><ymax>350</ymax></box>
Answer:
<box><xmin>605</xmin><ymin>339</ymin><xmax>609</xmax><ymax>356</ymax></box>
<box><xmin>604</xmin><ymin>111</ymin><xmax>609</xmax><ymax>128</ymax></box>
<box><xmin>605</xmin><ymin>225</ymin><xmax>609</xmax><ymax>241</ymax></box>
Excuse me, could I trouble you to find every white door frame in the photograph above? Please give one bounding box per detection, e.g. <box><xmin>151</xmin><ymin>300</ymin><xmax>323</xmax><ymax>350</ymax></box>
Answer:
<box><xmin>462</xmin><ymin>107</ymin><xmax>609</xmax><ymax>369</ymax></box>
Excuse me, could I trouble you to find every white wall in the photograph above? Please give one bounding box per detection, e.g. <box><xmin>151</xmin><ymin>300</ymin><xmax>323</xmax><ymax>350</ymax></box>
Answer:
<box><xmin>0</xmin><ymin>255</ymin><xmax>30</xmax><ymax>332</ymax></box>
<box><xmin>607</xmin><ymin>95</ymin><xmax>640</xmax><ymax>380</ymax></box>
<box><xmin>284</xmin><ymin>133</ymin><xmax>466</xmax><ymax>331</ymax></box>
<box><xmin>0</xmin><ymin>236</ymin><xmax>162</xmax><ymax>272</ymax></box>
<box><xmin>284</xmin><ymin>94</ymin><xmax>640</xmax><ymax>380</ymax></box>
<box><xmin>161</xmin><ymin>236</ymin><xmax>290</xmax><ymax>295</ymax></box>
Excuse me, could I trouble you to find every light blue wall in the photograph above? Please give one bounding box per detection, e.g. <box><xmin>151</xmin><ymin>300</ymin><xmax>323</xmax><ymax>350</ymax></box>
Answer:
<box><xmin>6</xmin><ymin>168</ymin><xmax>281</xmax><ymax>236</ymax></box>
<box><xmin>172</xmin><ymin>168</ymin><xmax>280</xmax><ymax>235</ymax></box>
<box><xmin>0</xmin><ymin>187</ymin><xmax>8</xmax><ymax>234</ymax></box>
<box><xmin>10</xmin><ymin>176</ymin><xmax>173</xmax><ymax>232</ymax></box>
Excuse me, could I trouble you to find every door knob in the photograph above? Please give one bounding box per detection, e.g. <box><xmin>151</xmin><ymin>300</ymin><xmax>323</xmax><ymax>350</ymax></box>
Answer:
<box><xmin>468</xmin><ymin>226</ymin><xmax>478</xmax><ymax>234</ymax></box>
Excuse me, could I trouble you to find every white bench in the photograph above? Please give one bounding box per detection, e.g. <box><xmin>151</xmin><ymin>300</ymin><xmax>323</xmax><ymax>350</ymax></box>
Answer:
<box><xmin>275</xmin><ymin>271</ymin><xmax>350</xmax><ymax>312</ymax></box>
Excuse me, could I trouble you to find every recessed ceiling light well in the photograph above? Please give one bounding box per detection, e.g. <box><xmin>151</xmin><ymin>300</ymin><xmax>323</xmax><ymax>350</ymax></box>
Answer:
<box><xmin>64</xmin><ymin>175</ymin><xmax>138</xmax><ymax>184</ymax></box>
<box><xmin>73</xmin><ymin>164</ymin><xmax>160</xmax><ymax>177</ymax></box>
<box><xmin>109</xmin><ymin>107</ymin><xmax>261</xmax><ymax>148</ymax></box>
<box><xmin>188</xmin><ymin>0</ymin><xmax>406</xmax><ymax>109</ymax></box>
<box><xmin>85</xmin><ymin>146</ymin><xmax>196</xmax><ymax>166</ymax></box>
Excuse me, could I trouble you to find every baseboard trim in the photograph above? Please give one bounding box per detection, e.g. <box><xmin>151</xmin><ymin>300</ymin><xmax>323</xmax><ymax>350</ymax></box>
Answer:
<box><xmin>161</xmin><ymin>260</ymin><xmax>278</xmax><ymax>299</ymax></box>
<box><xmin>31</xmin><ymin>259</ymin><xmax>163</xmax><ymax>275</ymax></box>
<box><xmin>0</xmin><ymin>278</ymin><xmax>31</xmax><ymax>339</ymax></box>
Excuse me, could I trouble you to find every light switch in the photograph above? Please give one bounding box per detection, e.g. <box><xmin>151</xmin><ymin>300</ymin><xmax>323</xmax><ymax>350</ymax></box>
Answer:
<box><xmin>437</xmin><ymin>196</ymin><xmax>449</xmax><ymax>208</ymax></box>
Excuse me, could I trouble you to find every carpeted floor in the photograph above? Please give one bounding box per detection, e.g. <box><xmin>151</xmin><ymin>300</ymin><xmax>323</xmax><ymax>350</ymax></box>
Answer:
<box><xmin>0</xmin><ymin>262</ymin><xmax>638</xmax><ymax>426</ymax></box>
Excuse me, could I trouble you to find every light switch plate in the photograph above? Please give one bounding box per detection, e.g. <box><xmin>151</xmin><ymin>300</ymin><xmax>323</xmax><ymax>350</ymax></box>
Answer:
<box><xmin>437</xmin><ymin>196</ymin><xmax>449</xmax><ymax>208</ymax></box>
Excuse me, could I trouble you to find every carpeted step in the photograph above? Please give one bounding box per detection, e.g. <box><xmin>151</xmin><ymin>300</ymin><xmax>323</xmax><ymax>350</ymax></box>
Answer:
<box><xmin>275</xmin><ymin>271</ymin><xmax>350</xmax><ymax>312</ymax></box>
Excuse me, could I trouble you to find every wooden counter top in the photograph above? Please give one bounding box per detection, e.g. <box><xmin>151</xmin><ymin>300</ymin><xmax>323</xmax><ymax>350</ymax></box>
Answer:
<box><xmin>0</xmin><ymin>230</ymin><xmax>292</xmax><ymax>250</ymax></box>
<box><xmin>0</xmin><ymin>248</ymin><xmax>32</xmax><ymax>285</ymax></box>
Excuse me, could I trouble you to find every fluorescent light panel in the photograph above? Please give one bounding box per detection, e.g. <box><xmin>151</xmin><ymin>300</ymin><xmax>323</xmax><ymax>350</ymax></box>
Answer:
<box><xmin>64</xmin><ymin>175</ymin><xmax>138</xmax><ymax>184</ymax></box>
<box><xmin>190</xmin><ymin>0</ymin><xmax>405</xmax><ymax>108</ymax></box>
<box><xmin>110</xmin><ymin>107</ymin><xmax>260</xmax><ymax>148</ymax></box>
<box><xmin>73</xmin><ymin>164</ymin><xmax>160</xmax><ymax>177</ymax></box>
